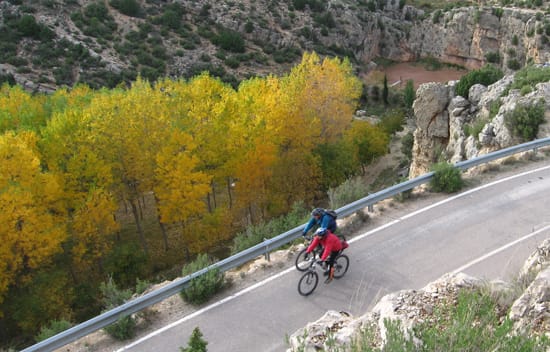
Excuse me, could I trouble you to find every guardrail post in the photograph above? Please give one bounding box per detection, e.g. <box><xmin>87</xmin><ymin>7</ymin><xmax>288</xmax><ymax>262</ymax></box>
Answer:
<box><xmin>264</xmin><ymin>238</ymin><xmax>270</xmax><ymax>261</ymax></box>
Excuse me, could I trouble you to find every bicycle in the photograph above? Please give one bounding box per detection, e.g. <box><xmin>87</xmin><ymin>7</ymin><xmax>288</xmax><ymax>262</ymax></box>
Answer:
<box><xmin>297</xmin><ymin>251</ymin><xmax>349</xmax><ymax>296</ymax></box>
<box><xmin>295</xmin><ymin>233</ymin><xmax>348</xmax><ymax>272</ymax></box>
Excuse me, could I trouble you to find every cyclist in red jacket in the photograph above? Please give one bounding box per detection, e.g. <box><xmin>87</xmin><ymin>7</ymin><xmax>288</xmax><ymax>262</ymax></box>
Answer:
<box><xmin>306</xmin><ymin>227</ymin><xmax>343</xmax><ymax>283</ymax></box>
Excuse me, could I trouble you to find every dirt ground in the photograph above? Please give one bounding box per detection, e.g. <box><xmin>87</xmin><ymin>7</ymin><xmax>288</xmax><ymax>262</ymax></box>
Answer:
<box><xmin>369</xmin><ymin>62</ymin><xmax>468</xmax><ymax>89</ymax></box>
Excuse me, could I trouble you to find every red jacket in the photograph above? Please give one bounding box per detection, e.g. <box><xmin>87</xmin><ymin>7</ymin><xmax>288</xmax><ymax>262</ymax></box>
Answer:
<box><xmin>306</xmin><ymin>231</ymin><xmax>343</xmax><ymax>261</ymax></box>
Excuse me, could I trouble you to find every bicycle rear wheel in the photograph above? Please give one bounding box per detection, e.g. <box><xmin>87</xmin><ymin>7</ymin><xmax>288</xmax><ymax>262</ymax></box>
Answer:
<box><xmin>295</xmin><ymin>248</ymin><xmax>313</xmax><ymax>272</ymax></box>
<box><xmin>298</xmin><ymin>271</ymin><xmax>319</xmax><ymax>296</ymax></box>
<box><xmin>333</xmin><ymin>254</ymin><xmax>349</xmax><ymax>278</ymax></box>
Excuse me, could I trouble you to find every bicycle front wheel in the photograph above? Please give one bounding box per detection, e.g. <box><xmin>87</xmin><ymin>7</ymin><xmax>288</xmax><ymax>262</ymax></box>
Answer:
<box><xmin>298</xmin><ymin>271</ymin><xmax>319</xmax><ymax>296</ymax></box>
<box><xmin>295</xmin><ymin>248</ymin><xmax>312</xmax><ymax>272</ymax></box>
<box><xmin>333</xmin><ymin>254</ymin><xmax>349</xmax><ymax>278</ymax></box>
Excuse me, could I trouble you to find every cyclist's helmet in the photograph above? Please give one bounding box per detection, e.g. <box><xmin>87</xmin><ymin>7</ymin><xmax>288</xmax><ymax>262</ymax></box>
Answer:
<box><xmin>314</xmin><ymin>227</ymin><xmax>327</xmax><ymax>237</ymax></box>
<box><xmin>311</xmin><ymin>208</ymin><xmax>324</xmax><ymax>217</ymax></box>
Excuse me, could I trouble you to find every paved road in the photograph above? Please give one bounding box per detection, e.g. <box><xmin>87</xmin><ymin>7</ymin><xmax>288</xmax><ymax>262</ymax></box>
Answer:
<box><xmin>119</xmin><ymin>163</ymin><xmax>550</xmax><ymax>352</ymax></box>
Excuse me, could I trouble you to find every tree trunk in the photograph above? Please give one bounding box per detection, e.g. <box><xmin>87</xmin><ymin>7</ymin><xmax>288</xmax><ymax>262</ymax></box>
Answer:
<box><xmin>159</xmin><ymin>220</ymin><xmax>169</xmax><ymax>252</ymax></box>
<box><xmin>153</xmin><ymin>193</ymin><xmax>170</xmax><ymax>251</ymax></box>
<box><xmin>226</xmin><ymin>177</ymin><xmax>233</xmax><ymax>209</ymax></box>
<box><xmin>130</xmin><ymin>199</ymin><xmax>148</xmax><ymax>256</ymax></box>
<box><xmin>211</xmin><ymin>180</ymin><xmax>217</xmax><ymax>209</ymax></box>
<box><xmin>207</xmin><ymin>192</ymin><xmax>212</xmax><ymax>213</ymax></box>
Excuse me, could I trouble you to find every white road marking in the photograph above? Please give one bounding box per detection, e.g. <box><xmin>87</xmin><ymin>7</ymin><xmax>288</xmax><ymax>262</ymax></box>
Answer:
<box><xmin>119</xmin><ymin>164</ymin><xmax>550</xmax><ymax>351</ymax></box>
<box><xmin>451</xmin><ymin>224</ymin><xmax>550</xmax><ymax>274</ymax></box>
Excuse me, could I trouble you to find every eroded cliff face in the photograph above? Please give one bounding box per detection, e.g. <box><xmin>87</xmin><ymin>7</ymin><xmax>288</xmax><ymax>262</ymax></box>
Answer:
<box><xmin>408</xmin><ymin>73</ymin><xmax>550</xmax><ymax>178</ymax></box>
<box><xmin>370</xmin><ymin>5</ymin><xmax>550</xmax><ymax>72</ymax></box>
<box><xmin>2</xmin><ymin>1</ymin><xmax>550</xmax><ymax>92</ymax></box>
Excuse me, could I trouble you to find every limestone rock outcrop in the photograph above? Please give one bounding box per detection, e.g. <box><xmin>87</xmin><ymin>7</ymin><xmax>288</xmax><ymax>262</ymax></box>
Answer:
<box><xmin>409</xmin><ymin>70</ymin><xmax>550</xmax><ymax>178</ymax></box>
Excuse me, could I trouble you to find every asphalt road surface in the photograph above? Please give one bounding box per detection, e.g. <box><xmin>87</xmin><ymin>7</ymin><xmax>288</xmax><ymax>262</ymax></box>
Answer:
<box><xmin>119</xmin><ymin>163</ymin><xmax>550</xmax><ymax>352</ymax></box>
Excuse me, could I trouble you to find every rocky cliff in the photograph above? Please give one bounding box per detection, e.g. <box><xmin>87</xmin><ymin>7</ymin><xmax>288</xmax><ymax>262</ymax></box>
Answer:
<box><xmin>2</xmin><ymin>1</ymin><xmax>550</xmax><ymax>92</ymax></box>
<box><xmin>409</xmin><ymin>70</ymin><xmax>550</xmax><ymax>178</ymax></box>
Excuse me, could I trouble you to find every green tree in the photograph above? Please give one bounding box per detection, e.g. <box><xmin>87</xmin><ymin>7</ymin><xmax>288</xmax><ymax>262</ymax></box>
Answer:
<box><xmin>403</xmin><ymin>79</ymin><xmax>415</xmax><ymax>111</ymax></box>
<box><xmin>383</xmin><ymin>74</ymin><xmax>389</xmax><ymax>105</ymax></box>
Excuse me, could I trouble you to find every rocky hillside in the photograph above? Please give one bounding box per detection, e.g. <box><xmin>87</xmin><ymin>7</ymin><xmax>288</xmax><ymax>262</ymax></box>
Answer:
<box><xmin>2</xmin><ymin>0</ymin><xmax>550</xmax><ymax>93</ymax></box>
<box><xmin>287</xmin><ymin>238</ymin><xmax>550</xmax><ymax>351</ymax></box>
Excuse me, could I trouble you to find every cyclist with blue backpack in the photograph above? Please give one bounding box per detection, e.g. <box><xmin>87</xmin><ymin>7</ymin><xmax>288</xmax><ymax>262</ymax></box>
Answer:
<box><xmin>302</xmin><ymin>208</ymin><xmax>337</xmax><ymax>237</ymax></box>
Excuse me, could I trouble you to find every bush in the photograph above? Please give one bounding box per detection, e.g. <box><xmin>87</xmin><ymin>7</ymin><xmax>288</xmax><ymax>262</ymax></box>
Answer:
<box><xmin>181</xmin><ymin>327</ymin><xmax>208</xmax><ymax>352</ymax></box>
<box><xmin>35</xmin><ymin>319</ymin><xmax>72</xmax><ymax>342</ymax></box>
<box><xmin>104</xmin><ymin>243</ymin><xmax>148</xmax><ymax>288</ymax></box>
<box><xmin>505</xmin><ymin>99</ymin><xmax>545</xmax><ymax>141</ymax></box>
<box><xmin>485</xmin><ymin>51</ymin><xmax>501</xmax><ymax>64</ymax></box>
<box><xmin>430</xmin><ymin>162</ymin><xmax>464</xmax><ymax>193</ymax></box>
<box><xmin>510</xmin><ymin>65</ymin><xmax>550</xmax><ymax>90</ymax></box>
<box><xmin>380</xmin><ymin>109</ymin><xmax>405</xmax><ymax>135</ymax></box>
<box><xmin>328</xmin><ymin>177</ymin><xmax>370</xmax><ymax>209</ymax></box>
<box><xmin>180</xmin><ymin>254</ymin><xmax>225</xmax><ymax>305</ymax></box>
<box><xmin>17</xmin><ymin>15</ymin><xmax>39</xmax><ymax>36</ymax></box>
<box><xmin>104</xmin><ymin>316</ymin><xmax>136</xmax><ymax>340</ymax></box>
<box><xmin>463</xmin><ymin>117</ymin><xmax>488</xmax><ymax>138</ymax></box>
<box><xmin>401</xmin><ymin>131</ymin><xmax>414</xmax><ymax>161</ymax></box>
<box><xmin>213</xmin><ymin>29</ymin><xmax>245</xmax><ymax>53</ymax></box>
<box><xmin>100</xmin><ymin>277</ymin><xmax>136</xmax><ymax>340</ymax></box>
<box><xmin>231</xmin><ymin>202</ymin><xmax>308</xmax><ymax>253</ymax></box>
<box><xmin>507</xmin><ymin>58</ymin><xmax>521</xmax><ymax>70</ymax></box>
<box><xmin>455</xmin><ymin>64</ymin><xmax>504</xmax><ymax>98</ymax></box>
<box><xmin>110</xmin><ymin>0</ymin><xmax>141</xmax><ymax>17</ymax></box>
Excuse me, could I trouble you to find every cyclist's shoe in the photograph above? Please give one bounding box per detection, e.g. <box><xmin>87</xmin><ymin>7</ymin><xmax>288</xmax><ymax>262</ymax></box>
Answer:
<box><xmin>323</xmin><ymin>269</ymin><xmax>329</xmax><ymax>276</ymax></box>
<box><xmin>324</xmin><ymin>268</ymin><xmax>334</xmax><ymax>283</ymax></box>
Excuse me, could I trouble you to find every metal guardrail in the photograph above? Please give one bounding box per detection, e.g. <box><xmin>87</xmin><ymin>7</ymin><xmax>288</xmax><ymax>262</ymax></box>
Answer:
<box><xmin>23</xmin><ymin>136</ymin><xmax>550</xmax><ymax>352</ymax></box>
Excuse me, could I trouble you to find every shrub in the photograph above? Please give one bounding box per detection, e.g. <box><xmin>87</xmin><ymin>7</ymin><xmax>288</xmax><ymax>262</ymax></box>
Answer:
<box><xmin>0</xmin><ymin>73</ymin><xmax>16</xmax><ymax>86</ymax></box>
<box><xmin>464</xmin><ymin>118</ymin><xmax>488</xmax><ymax>138</ymax></box>
<box><xmin>328</xmin><ymin>177</ymin><xmax>370</xmax><ymax>209</ymax></box>
<box><xmin>181</xmin><ymin>327</ymin><xmax>208</xmax><ymax>352</ymax></box>
<box><xmin>505</xmin><ymin>99</ymin><xmax>545</xmax><ymax>141</ymax></box>
<box><xmin>455</xmin><ymin>64</ymin><xmax>504</xmax><ymax>98</ymax></box>
<box><xmin>401</xmin><ymin>131</ymin><xmax>414</xmax><ymax>161</ymax></box>
<box><xmin>380</xmin><ymin>109</ymin><xmax>405</xmax><ymax>135</ymax></box>
<box><xmin>110</xmin><ymin>0</ymin><xmax>141</xmax><ymax>17</ymax></box>
<box><xmin>100</xmin><ymin>277</ymin><xmax>136</xmax><ymax>340</ymax></box>
<box><xmin>231</xmin><ymin>202</ymin><xmax>308</xmax><ymax>253</ymax></box>
<box><xmin>507</xmin><ymin>58</ymin><xmax>521</xmax><ymax>70</ymax></box>
<box><xmin>180</xmin><ymin>254</ymin><xmax>225</xmax><ymax>305</ymax></box>
<box><xmin>432</xmin><ymin>9</ymin><xmax>443</xmax><ymax>24</ymax></box>
<box><xmin>35</xmin><ymin>319</ymin><xmax>72</xmax><ymax>342</ymax></box>
<box><xmin>510</xmin><ymin>65</ymin><xmax>550</xmax><ymax>90</ymax></box>
<box><xmin>213</xmin><ymin>29</ymin><xmax>245</xmax><ymax>53</ymax></box>
<box><xmin>17</xmin><ymin>15</ymin><xmax>38</xmax><ymax>37</ymax></box>
<box><xmin>430</xmin><ymin>162</ymin><xmax>464</xmax><ymax>193</ymax></box>
<box><xmin>485</xmin><ymin>51</ymin><xmax>501</xmax><ymax>64</ymax></box>
<box><xmin>103</xmin><ymin>243</ymin><xmax>148</xmax><ymax>288</ymax></box>
<box><xmin>224</xmin><ymin>56</ymin><xmax>240</xmax><ymax>68</ymax></box>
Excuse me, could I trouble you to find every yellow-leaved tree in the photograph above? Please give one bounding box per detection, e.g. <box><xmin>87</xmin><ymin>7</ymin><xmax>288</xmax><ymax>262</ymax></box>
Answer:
<box><xmin>229</xmin><ymin>77</ymin><xmax>280</xmax><ymax>223</ymax></box>
<box><xmin>0</xmin><ymin>131</ymin><xmax>66</xmax><ymax>312</ymax></box>
<box><xmin>153</xmin><ymin>130</ymin><xmax>212</xmax><ymax>253</ymax></box>
<box><xmin>264</xmin><ymin>52</ymin><xmax>362</xmax><ymax>212</ymax></box>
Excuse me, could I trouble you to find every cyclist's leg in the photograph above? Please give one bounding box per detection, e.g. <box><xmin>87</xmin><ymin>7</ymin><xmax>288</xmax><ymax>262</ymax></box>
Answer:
<box><xmin>325</xmin><ymin>251</ymin><xmax>338</xmax><ymax>283</ymax></box>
